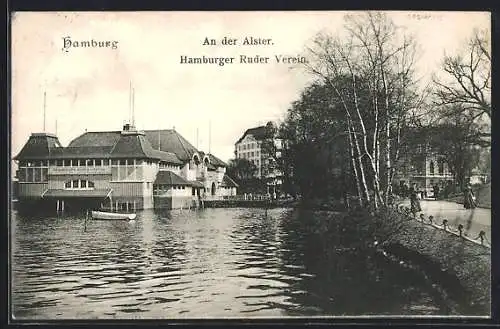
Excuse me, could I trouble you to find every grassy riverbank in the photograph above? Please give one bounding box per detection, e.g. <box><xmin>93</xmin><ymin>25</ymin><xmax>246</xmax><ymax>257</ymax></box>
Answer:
<box><xmin>388</xmin><ymin>217</ymin><xmax>491</xmax><ymax>315</ymax></box>
<box><xmin>300</xmin><ymin>204</ymin><xmax>491</xmax><ymax>315</ymax></box>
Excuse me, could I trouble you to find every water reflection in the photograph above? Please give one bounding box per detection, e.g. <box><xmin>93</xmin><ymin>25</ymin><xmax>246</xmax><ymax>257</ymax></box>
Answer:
<box><xmin>12</xmin><ymin>208</ymin><xmax>444</xmax><ymax>319</ymax></box>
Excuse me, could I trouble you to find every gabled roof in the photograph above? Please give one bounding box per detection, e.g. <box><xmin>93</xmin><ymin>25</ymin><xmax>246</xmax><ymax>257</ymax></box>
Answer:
<box><xmin>144</xmin><ymin>129</ymin><xmax>198</xmax><ymax>162</ymax></box>
<box><xmin>109</xmin><ymin>133</ymin><xmax>153</xmax><ymax>158</ymax></box>
<box><xmin>197</xmin><ymin>151</ymin><xmax>226</xmax><ymax>168</ymax></box>
<box><xmin>154</xmin><ymin>170</ymin><xmax>191</xmax><ymax>186</ymax></box>
<box><xmin>221</xmin><ymin>174</ymin><xmax>239</xmax><ymax>187</ymax></box>
<box><xmin>207</xmin><ymin>153</ymin><xmax>227</xmax><ymax>167</ymax></box>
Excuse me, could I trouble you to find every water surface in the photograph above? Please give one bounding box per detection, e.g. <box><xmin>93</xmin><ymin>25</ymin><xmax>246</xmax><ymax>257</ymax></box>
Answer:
<box><xmin>12</xmin><ymin>208</ymin><xmax>444</xmax><ymax>319</ymax></box>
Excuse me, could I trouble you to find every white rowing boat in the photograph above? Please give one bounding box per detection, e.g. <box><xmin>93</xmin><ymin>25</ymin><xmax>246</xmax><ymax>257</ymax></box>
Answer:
<box><xmin>91</xmin><ymin>211</ymin><xmax>136</xmax><ymax>220</ymax></box>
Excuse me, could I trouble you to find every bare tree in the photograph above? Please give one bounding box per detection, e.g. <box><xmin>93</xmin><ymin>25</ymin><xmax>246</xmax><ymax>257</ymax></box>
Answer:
<box><xmin>434</xmin><ymin>28</ymin><xmax>491</xmax><ymax>122</ymax></box>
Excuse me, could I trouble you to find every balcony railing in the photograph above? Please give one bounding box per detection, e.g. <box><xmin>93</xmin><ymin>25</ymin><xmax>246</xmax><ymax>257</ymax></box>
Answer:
<box><xmin>48</xmin><ymin>166</ymin><xmax>112</xmax><ymax>176</ymax></box>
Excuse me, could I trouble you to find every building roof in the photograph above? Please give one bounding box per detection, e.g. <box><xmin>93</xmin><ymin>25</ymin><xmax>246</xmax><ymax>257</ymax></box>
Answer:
<box><xmin>13</xmin><ymin>133</ymin><xmax>63</xmax><ymax>160</ymax></box>
<box><xmin>189</xmin><ymin>180</ymin><xmax>204</xmax><ymax>188</ymax></box>
<box><xmin>150</xmin><ymin>150</ymin><xmax>183</xmax><ymax>164</ymax></box>
<box><xmin>49</xmin><ymin>146</ymin><xmax>114</xmax><ymax>159</ymax></box>
<box><xmin>236</xmin><ymin>126</ymin><xmax>267</xmax><ymax>144</ymax></box>
<box><xmin>207</xmin><ymin>153</ymin><xmax>227</xmax><ymax>167</ymax></box>
<box><xmin>143</xmin><ymin>129</ymin><xmax>198</xmax><ymax>163</ymax></box>
<box><xmin>154</xmin><ymin>170</ymin><xmax>191</xmax><ymax>186</ymax></box>
<box><xmin>17</xmin><ymin>129</ymin><xmax>183</xmax><ymax>165</ymax></box>
<box><xmin>235</xmin><ymin>122</ymin><xmax>277</xmax><ymax>145</ymax></box>
<box><xmin>15</xmin><ymin>127</ymin><xmax>225</xmax><ymax>168</ymax></box>
<box><xmin>221</xmin><ymin>174</ymin><xmax>239</xmax><ymax>187</ymax></box>
<box><xmin>69</xmin><ymin>131</ymin><xmax>122</xmax><ymax>148</ymax></box>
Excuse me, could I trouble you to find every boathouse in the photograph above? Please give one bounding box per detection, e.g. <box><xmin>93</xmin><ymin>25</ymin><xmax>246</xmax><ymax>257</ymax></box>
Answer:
<box><xmin>13</xmin><ymin>124</ymin><xmax>238</xmax><ymax>211</ymax></box>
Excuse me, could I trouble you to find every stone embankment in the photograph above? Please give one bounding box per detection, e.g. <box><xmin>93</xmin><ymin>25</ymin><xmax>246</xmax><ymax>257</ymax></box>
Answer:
<box><xmin>380</xmin><ymin>206</ymin><xmax>490</xmax><ymax>315</ymax></box>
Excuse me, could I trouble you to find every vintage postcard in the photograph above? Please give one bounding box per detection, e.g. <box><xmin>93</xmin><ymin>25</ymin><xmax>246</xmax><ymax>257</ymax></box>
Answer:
<box><xmin>10</xmin><ymin>11</ymin><xmax>491</xmax><ymax>320</ymax></box>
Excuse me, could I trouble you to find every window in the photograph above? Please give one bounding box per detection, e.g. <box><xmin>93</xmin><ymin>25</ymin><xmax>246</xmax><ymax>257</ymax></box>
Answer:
<box><xmin>429</xmin><ymin>161</ymin><xmax>435</xmax><ymax>175</ymax></box>
<box><xmin>18</xmin><ymin>161</ymin><xmax>48</xmax><ymax>182</ymax></box>
<box><xmin>41</xmin><ymin>168</ymin><xmax>48</xmax><ymax>182</ymax></box>
<box><xmin>64</xmin><ymin>160</ymin><xmax>71</xmax><ymax>167</ymax></box>
<box><xmin>65</xmin><ymin>179</ymin><xmax>95</xmax><ymax>189</ymax></box>
<box><xmin>33</xmin><ymin>168</ymin><xmax>41</xmax><ymax>181</ymax></box>
<box><xmin>118</xmin><ymin>166</ymin><xmax>126</xmax><ymax>180</ymax></box>
<box><xmin>27</xmin><ymin>168</ymin><xmax>34</xmax><ymax>182</ymax></box>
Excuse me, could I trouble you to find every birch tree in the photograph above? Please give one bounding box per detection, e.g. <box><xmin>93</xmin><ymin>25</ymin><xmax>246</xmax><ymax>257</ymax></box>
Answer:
<box><xmin>303</xmin><ymin>12</ymin><xmax>420</xmax><ymax>209</ymax></box>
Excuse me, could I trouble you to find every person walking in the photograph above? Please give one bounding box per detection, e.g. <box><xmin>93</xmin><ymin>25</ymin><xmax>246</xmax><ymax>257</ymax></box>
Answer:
<box><xmin>463</xmin><ymin>185</ymin><xmax>477</xmax><ymax>209</ymax></box>
<box><xmin>433</xmin><ymin>184</ymin><xmax>440</xmax><ymax>200</ymax></box>
<box><xmin>410</xmin><ymin>184</ymin><xmax>422</xmax><ymax>216</ymax></box>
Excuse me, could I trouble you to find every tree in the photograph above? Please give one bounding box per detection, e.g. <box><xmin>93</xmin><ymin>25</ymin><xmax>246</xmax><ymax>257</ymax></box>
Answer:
<box><xmin>302</xmin><ymin>12</ymin><xmax>421</xmax><ymax>209</ymax></box>
<box><xmin>426</xmin><ymin>105</ymin><xmax>484</xmax><ymax>190</ymax></box>
<box><xmin>226</xmin><ymin>158</ymin><xmax>258</xmax><ymax>182</ymax></box>
<box><xmin>259</xmin><ymin>121</ymin><xmax>280</xmax><ymax>186</ymax></box>
<box><xmin>280</xmin><ymin>82</ymin><xmax>354</xmax><ymax>202</ymax></box>
<box><xmin>433</xmin><ymin>29</ymin><xmax>491</xmax><ymax>124</ymax></box>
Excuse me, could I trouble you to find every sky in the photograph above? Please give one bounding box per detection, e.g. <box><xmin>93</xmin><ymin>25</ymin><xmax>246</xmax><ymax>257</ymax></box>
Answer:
<box><xmin>11</xmin><ymin>11</ymin><xmax>490</xmax><ymax>164</ymax></box>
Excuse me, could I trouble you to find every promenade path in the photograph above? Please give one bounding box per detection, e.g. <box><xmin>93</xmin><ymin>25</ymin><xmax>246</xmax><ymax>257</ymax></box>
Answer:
<box><xmin>399</xmin><ymin>200</ymin><xmax>491</xmax><ymax>242</ymax></box>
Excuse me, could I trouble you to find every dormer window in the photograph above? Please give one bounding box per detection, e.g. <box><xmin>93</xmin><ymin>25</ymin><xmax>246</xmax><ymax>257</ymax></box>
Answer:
<box><xmin>193</xmin><ymin>154</ymin><xmax>200</xmax><ymax>165</ymax></box>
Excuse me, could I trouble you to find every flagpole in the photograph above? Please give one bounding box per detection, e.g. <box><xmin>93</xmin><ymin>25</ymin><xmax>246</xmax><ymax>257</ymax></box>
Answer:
<box><xmin>132</xmin><ymin>87</ymin><xmax>135</xmax><ymax>127</ymax></box>
<box><xmin>209</xmin><ymin>121</ymin><xmax>211</xmax><ymax>154</ymax></box>
<box><xmin>43</xmin><ymin>91</ymin><xmax>47</xmax><ymax>132</ymax></box>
